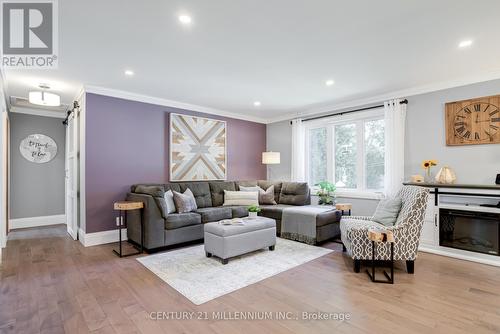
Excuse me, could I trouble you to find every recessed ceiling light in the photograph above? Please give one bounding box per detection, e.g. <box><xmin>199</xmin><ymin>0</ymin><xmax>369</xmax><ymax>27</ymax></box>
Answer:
<box><xmin>325</xmin><ymin>79</ymin><xmax>335</xmax><ymax>86</ymax></box>
<box><xmin>458</xmin><ymin>40</ymin><xmax>473</xmax><ymax>48</ymax></box>
<box><xmin>253</xmin><ymin>101</ymin><xmax>261</xmax><ymax>107</ymax></box>
<box><xmin>124</xmin><ymin>70</ymin><xmax>134</xmax><ymax>76</ymax></box>
<box><xmin>178</xmin><ymin>15</ymin><xmax>192</xmax><ymax>24</ymax></box>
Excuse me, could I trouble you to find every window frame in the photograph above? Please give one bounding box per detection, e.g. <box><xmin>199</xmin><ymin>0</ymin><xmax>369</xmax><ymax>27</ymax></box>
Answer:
<box><xmin>304</xmin><ymin>108</ymin><xmax>385</xmax><ymax>199</ymax></box>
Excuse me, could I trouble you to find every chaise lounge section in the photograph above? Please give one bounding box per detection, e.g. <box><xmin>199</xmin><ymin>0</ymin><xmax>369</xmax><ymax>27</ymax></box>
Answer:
<box><xmin>126</xmin><ymin>180</ymin><xmax>341</xmax><ymax>251</ymax></box>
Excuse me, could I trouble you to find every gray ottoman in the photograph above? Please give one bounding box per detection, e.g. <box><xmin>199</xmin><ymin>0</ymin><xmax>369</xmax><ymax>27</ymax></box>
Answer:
<box><xmin>204</xmin><ymin>217</ymin><xmax>276</xmax><ymax>264</ymax></box>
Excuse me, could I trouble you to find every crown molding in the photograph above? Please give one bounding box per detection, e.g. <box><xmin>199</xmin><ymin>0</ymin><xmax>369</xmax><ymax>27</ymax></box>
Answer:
<box><xmin>267</xmin><ymin>69</ymin><xmax>500</xmax><ymax>123</ymax></box>
<box><xmin>84</xmin><ymin>85</ymin><xmax>268</xmax><ymax>124</ymax></box>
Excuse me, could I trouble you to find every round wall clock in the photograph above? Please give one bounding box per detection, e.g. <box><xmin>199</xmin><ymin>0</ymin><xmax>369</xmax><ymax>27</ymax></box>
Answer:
<box><xmin>445</xmin><ymin>95</ymin><xmax>500</xmax><ymax>146</ymax></box>
<box><xmin>19</xmin><ymin>134</ymin><xmax>58</xmax><ymax>163</ymax></box>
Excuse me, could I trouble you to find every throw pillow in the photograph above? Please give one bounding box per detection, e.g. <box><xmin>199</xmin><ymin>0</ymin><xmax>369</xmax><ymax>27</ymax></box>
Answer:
<box><xmin>223</xmin><ymin>190</ymin><xmax>259</xmax><ymax>206</ymax></box>
<box><xmin>239</xmin><ymin>185</ymin><xmax>277</xmax><ymax>205</ymax></box>
<box><xmin>173</xmin><ymin>188</ymin><xmax>198</xmax><ymax>213</ymax></box>
<box><xmin>372</xmin><ymin>197</ymin><xmax>403</xmax><ymax>226</ymax></box>
<box><xmin>134</xmin><ymin>185</ymin><xmax>164</xmax><ymax>197</ymax></box>
<box><xmin>164</xmin><ymin>190</ymin><xmax>176</xmax><ymax>214</ymax></box>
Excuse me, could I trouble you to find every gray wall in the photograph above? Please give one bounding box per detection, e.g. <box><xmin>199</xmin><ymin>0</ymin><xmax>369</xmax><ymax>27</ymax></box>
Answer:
<box><xmin>10</xmin><ymin>113</ymin><xmax>66</xmax><ymax>219</ymax></box>
<box><xmin>267</xmin><ymin>78</ymin><xmax>500</xmax><ymax>215</ymax></box>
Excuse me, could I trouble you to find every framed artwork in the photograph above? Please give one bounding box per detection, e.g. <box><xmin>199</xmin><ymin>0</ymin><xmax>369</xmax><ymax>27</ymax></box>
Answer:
<box><xmin>19</xmin><ymin>134</ymin><xmax>57</xmax><ymax>163</ymax></box>
<box><xmin>170</xmin><ymin>113</ymin><xmax>227</xmax><ymax>181</ymax></box>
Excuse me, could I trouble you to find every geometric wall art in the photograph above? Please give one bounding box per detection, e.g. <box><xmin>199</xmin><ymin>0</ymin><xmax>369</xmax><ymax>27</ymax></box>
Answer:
<box><xmin>170</xmin><ymin>113</ymin><xmax>227</xmax><ymax>181</ymax></box>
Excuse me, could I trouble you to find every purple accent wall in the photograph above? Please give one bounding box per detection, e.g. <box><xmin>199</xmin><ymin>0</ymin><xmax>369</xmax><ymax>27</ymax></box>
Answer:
<box><xmin>85</xmin><ymin>93</ymin><xmax>266</xmax><ymax>233</ymax></box>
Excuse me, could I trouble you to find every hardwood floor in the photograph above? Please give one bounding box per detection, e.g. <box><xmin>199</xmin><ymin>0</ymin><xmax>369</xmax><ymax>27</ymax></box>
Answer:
<box><xmin>1</xmin><ymin>225</ymin><xmax>500</xmax><ymax>334</ymax></box>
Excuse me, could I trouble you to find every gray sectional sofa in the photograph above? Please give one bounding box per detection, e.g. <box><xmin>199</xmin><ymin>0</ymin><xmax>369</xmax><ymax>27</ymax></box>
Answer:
<box><xmin>126</xmin><ymin>180</ymin><xmax>341</xmax><ymax>251</ymax></box>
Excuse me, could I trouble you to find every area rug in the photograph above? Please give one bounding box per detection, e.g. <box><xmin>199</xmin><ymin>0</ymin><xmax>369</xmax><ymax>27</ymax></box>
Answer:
<box><xmin>137</xmin><ymin>238</ymin><xmax>333</xmax><ymax>305</ymax></box>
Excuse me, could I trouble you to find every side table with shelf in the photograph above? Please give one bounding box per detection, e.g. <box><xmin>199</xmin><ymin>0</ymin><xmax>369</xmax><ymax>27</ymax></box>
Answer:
<box><xmin>113</xmin><ymin>201</ymin><xmax>144</xmax><ymax>258</ymax></box>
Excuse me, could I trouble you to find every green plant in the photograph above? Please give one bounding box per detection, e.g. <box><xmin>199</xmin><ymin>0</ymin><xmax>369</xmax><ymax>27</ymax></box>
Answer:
<box><xmin>248</xmin><ymin>204</ymin><xmax>261</xmax><ymax>213</ymax></box>
<box><xmin>315</xmin><ymin>181</ymin><xmax>336</xmax><ymax>205</ymax></box>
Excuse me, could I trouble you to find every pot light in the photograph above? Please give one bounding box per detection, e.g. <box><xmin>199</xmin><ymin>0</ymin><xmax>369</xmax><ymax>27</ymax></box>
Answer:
<box><xmin>325</xmin><ymin>79</ymin><xmax>335</xmax><ymax>86</ymax></box>
<box><xmin>28</xmin><ymin>91</ymin><xmax>61</xmax><ymax>107</ymax></box>
<box><xmin>253</xmin><ymin>101</ymin><xmax>261</xmax><ymax>107</ymax></box>
<box><xmin>178</xmin><ymin>15</ymin><xmax>192</xmax><ymax>24</ymax></box>
<box><xmin>458</xmin><ymin>40</ymin><xmax>473</xmax><ymax>48</ymax></box>
<box><xmin>124</xmin><ymin>69</ymin><xmax>134</xmax><ymax>76</ymax></box>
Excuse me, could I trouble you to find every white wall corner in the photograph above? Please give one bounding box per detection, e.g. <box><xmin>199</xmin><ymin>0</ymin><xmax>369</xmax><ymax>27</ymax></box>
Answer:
<box><xmin>78</xmin><ymin>228</ymin><xmax>127</xmax><ymax>247</ymax></box>
<box><xmin>9</xmin><ymin>214</ymin><xmax>66</xmax><ymax>230</ymax></box>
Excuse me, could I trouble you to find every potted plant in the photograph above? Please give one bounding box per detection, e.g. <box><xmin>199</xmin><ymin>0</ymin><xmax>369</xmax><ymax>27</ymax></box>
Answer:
<box><xmin>248</xmin><ymin>204</ymin><xmax>261</xmax><ymax>218</ymax></box>
<box><xmin>315</xmin><ymin>181</ymin><xmax>336</xmax><ymax>205</ymax></box>
<box><xmin>421</xmin><ymin>159</ymin><xmax>438</xmax><ymax>182</ymax></box>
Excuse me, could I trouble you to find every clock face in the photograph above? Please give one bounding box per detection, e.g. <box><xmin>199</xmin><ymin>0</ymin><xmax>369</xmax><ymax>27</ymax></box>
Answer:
<box><xmin>453</xmin><ymin>102</ymin><xmax>500</xmax><ymax>142</ymax></box>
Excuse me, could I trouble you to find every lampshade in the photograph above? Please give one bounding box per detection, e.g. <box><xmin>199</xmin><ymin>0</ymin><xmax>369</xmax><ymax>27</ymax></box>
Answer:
<box><xmin>262</xmin><ymin>151</ymin><xmax>280</xmax><ymax>164</ymax></box>
<box><xmin>28</xmin><ymin>91</ymin><xmax>61</xmax><ymax>107</ymax></box>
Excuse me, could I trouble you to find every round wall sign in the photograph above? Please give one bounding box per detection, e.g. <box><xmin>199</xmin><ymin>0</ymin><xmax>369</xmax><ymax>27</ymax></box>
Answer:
<box><xmin>19</xmin><ymin>134</ymin><xmax>58</xmax><ymax>163</ymax></box>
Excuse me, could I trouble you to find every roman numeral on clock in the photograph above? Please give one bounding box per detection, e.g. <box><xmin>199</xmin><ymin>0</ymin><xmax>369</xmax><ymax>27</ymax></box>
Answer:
<box><xmin>490</xmin><ymin>109</ymin><xmax>499</xmax><ymax>116</ymax></box>
<box><xmin>463</xmin><ymin>130</ymin><xmax>471</xmax><ymax>139</ymax></box>
<box><xmin>492</xmin><ymin>117</ymin><xmax>500</xmax><ymax>122</ymax></box>
<box><xmin>454</xmin><ymin>122</ymin><xmax>465</xmax><ymax>126</ymax></box>
<box><xmin>491</xmin><ymin>124</ymin><xmax>499</xmax><ymax>130</ymax></box>
<box><xmin>474</xmin><ymin>104</ymin><xmax>481</xmax><ymax>111</ymax></box>
<box><xmin>464</xmin><ymin>107</ymin><xmax>472</xmax><ymax>114</ymax></box>
<box><xmin>456</xmin><ymin>126</ymin><xmax>465</xmax><ymax>133</ymax></box>
<box><xmin>475</xmin><ymin>132</ymin><xmax>480</xmax><ymax>140</ymax></box>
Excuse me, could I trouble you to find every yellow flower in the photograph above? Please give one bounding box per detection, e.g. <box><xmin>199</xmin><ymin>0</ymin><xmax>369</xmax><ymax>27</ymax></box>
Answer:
<box><xmin>421</xmin><ymin>160</ymin><xmax>437</xmax><ymax>169</ymax></box>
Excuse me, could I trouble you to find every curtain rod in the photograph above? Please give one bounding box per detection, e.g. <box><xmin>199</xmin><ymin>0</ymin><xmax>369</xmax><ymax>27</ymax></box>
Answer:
<box><xmin>299</xmin><ymin>99</ymin><xmax>408</xmax><ymax>123</ymax></box>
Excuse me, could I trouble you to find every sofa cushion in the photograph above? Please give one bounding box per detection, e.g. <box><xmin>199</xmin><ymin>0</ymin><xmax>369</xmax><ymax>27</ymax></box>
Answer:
<box><xmin>258</xmin><ymin>181</ymin><xmax>282</xmax><ymax>203</ymax></box>
<box><xmin>259</xmin><ymin>204</ymin><xmax>293</xmax><ymax>221</ymax></box>
<box><xmin>178</xmin><ymin>182</ymin><xmax>212</xmax><ymax>208</ymax></box>
<box><xmin>240</xmin><ymin>185</ymin><xmax>277</xmax><ymax>205</ymax></box>
<box><xmin>316</xmin><ymin>209</ymin><xmax>342</xmax><ymax>227</ymax></box>
<box><xmin>223</xmin><ymin>190</ymin><xmax>259</xmax><ymax>206</ymax></box>
<box><xmin>209</xmin><ymin>181</ymin><xmax>236</xmax><ymax>207</ymax></box>
<box><xmin>236</xmin><ymin>180</ymin><xmax>258</xmax><ymax>189</ymax></box>
<box><xmin>225</xmin><ymin>206</ymin><xmax>249</xmax><ymax>218</ymax></box>
<box><xmin>164</xmin><ymin>183</ymin><xmax>181</xmax><ymax>193</ymax></box>
<box><xmin>372</xmin><ymin>197</ymin><xmax>402</xmax><ymax>226</ymax></box>
<box><xmin>134</xmin><ymin>185</ymin><xmax>165</xmax><ymax>197</ymax></box>
<box><xmin>173</xmin><ymin>189</ymin><xmax>198</xmax><ymax>213</ymax></box>
<box><xmin>279</xmin><ymin>182</ymin><xmax>310</xmax><ymax>205</ymax></box>
<box><xmin>164</xmin><ymin>212</ymin><xmax>202</xmax><ymax>230</ymax></box>
<box><xmin>195</xmin><ymin>207</ymin><xmax>232</xmax><ymax>223</ymax></box>
<box><xmin>131</xmin><ymin>183</ymin><xmax>164</xmax><ymax>193</ymax></box>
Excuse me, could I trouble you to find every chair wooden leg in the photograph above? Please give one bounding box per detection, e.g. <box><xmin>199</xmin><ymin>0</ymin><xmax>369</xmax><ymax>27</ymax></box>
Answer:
<box><xmin>406</xmin><ymin>260</ymin><xmax>415</xmax><ymax>274</ymax></box>
<box><xmin>354</xmin><ymin>259</ymin><xmax>361</xmax><ymax>273</ymax></box>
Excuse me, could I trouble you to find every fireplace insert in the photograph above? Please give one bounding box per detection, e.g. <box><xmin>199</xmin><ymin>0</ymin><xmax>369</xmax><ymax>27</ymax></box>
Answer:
<box><xmin>439</xmin><ymin>208</ymin><xmax>500</xmax><ymax>256</ymax></box>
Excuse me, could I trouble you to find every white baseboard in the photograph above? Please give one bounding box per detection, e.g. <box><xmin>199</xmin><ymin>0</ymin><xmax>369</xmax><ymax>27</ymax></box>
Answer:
<box><xmin>9</xmin><ymin>214</ymin><xmax>66</xmax><ymax>230</ymax></box>
<box><xmin>419</xmin><ymin>245</ymin><xmax>500</xmax><ymax>267</ymax></box>
<box><xmin>78</xmin><ymin>228</ymin><xmax>127</xmax><ymax>247</ymax></box>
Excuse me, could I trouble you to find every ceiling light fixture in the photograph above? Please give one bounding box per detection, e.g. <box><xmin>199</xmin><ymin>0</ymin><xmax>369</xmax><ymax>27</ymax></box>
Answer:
<box><xmin>253</xmin><ymin>101</ymin><xmax>261</xmax><ymax>107</ymax></box>
<box><xmin>325</xmin><ymin>79</ymin><xmax>335</xmax><ymax>86</ymax></box>
<box><xmin>178</xmin><ymin>15</ymin><xmax>192</xmax><ymax>24</ymax></box>
<box><xmin>28</xmin><ymin>84</ymin><xmax>61</xmax><ymax>107</ymax></box>
<box><xmin>124</xmin><ymin>69</ymin><xmax>134</xmax><ymax>76</ymax></box>
<box><xmin>458</xmin><ymin>40</ymin><xmax>473</xmax><ymax>48</ymax></box>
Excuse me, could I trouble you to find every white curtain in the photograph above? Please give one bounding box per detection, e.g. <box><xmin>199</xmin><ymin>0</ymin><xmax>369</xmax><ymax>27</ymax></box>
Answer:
<box><xmin>384</xmin><ymin>99</ymin><xmax>407</xmax><ymax>197</ymax></box>
<box><xmin>290</xmin><ymin>118</ymin><xmax>305</xmax><ymax>182</ymax></box>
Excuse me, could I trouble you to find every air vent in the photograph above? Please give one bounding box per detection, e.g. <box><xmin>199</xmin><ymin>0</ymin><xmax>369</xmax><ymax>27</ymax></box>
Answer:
<box><xmin>10</xmin><ymin>96</ymin><xmax>69</xmax><ymax>112</ymax></box>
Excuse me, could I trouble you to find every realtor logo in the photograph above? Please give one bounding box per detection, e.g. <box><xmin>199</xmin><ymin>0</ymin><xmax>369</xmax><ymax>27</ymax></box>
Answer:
<box><xmin>1</xmin><ymin>0</ymin><xmax>58</xmax><ymax>68</ymax></box>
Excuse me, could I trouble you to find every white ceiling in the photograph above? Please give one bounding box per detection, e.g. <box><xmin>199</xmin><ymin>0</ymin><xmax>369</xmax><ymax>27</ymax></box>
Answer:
<box><xmin>4</xmin><ymin>0</ymin><xmax>500</xmax><ymax>123</ymax></box>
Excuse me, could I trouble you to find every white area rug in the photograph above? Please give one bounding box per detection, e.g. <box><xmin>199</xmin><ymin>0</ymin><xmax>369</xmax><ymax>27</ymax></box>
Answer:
<box><xmin>137</xmin><ymin>238</ymin><xmax>333</xmax><ymax>305</ymax></box>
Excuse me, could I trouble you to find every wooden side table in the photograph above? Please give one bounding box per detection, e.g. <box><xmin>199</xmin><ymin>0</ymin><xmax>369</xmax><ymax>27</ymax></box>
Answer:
<box><xmin>335</xmin><ymin>203</ymin><xmax>352</xmax><ymax>216</ymax></box>
<box><xmin>366</xmin><ymin>228</ymin><xmax>395</xmax><ymax>284</ymax></box>
<box><xmin>113</xmin><ymin>201</ymin><xmax>144</xmax><ymax>258</ymax></box>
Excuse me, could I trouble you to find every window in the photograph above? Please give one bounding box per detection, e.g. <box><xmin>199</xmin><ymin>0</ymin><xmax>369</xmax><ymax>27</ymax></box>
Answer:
<box><xmin>305</xmin><ymin>109</ymin><xmax>385</xmax><ymax>195</ymax></box>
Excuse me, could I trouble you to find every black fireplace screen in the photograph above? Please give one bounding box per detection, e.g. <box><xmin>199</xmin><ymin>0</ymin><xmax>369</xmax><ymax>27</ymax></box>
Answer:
<box><xmin>439</xmin><ymin>209</ymin><xmax>500</xmax><ymax>256</ymax></box>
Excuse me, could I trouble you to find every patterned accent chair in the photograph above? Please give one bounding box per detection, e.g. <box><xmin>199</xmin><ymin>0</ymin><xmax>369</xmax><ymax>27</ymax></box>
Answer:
<box><xmin>340</xmin><ymin>185</ymin><xmax>429</xmax><ymax>274</ymax></box>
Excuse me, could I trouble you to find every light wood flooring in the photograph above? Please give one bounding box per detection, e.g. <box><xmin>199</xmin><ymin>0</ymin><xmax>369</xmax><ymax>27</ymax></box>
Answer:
<box><xmin>1</xmin><ymin>224</ymin><xmax>500</xmax><ymax>334</ymax></box>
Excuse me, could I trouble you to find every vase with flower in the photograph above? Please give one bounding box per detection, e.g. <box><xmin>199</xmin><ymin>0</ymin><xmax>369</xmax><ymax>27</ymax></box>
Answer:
<box><xmin>421</xmin><ymin>159</ymin><xmax>438</xmax><ymax>183</ymax></box>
